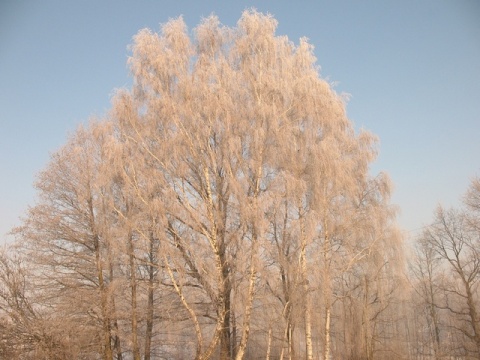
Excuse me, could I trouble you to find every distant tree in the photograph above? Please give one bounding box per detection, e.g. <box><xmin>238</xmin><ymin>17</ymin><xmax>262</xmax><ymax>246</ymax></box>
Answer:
<box><xmin>411</xmin><ymin>235</ymin><xmax>443</xmax><ymax>358</ymax></box>
<box><xmin>415</xmin><ymin>177</ymin><xmax>480</xmax><ymax>358</ymax></box>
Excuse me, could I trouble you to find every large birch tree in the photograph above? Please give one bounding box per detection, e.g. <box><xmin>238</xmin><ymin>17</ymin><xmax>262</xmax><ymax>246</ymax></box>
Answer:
<box><xmin>111</xmin><ymin>9</ymin><xmax>399</xmax><ymax>359</ymax></box>
<box><xmin>3</xmin><ymin>10</ymin><xmax>405</xmax><ymax>359</ymax></box>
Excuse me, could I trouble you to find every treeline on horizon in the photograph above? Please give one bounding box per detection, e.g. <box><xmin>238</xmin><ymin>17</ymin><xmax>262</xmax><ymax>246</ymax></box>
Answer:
<box><xmin>1</xmin><ymin>10</ymin><xmax>479</xmax><ymax>360</ymax></box>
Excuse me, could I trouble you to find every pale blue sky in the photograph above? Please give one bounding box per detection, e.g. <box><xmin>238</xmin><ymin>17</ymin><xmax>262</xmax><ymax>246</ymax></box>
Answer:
<box><xmin>1</xmin><ymin>1</ymin><xmax>479</xmax><ymax>242</ymax></box>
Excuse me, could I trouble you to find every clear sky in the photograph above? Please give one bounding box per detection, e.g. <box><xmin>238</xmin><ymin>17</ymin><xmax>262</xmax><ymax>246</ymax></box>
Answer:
<box><xmin>1</xmin><ymin>1</ymin><xmax>479</xmax><ymax>243</ymax></box>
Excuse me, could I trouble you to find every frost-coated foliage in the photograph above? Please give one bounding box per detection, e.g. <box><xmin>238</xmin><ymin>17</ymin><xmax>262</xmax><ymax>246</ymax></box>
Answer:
<box><xmin>2</xmin><ymin>11</ymin><xmax>412</xmax><ymax>360</ymax></box>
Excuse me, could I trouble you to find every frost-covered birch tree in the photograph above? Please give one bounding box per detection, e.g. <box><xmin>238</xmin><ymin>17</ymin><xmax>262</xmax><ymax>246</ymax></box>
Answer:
<box><xmin>11</xmin><ymin>123</ymin><xmax>124</xmax><ymax>359</ymax></box>
<box><xmin>110</xmin><ymin>9</ymin><xmax>401</xmax><ymax>359</ymax></box>
<box><xmin>3</xmin><ymin>10</ymin><xmax>406</xmax><ymax>359</ymax></box>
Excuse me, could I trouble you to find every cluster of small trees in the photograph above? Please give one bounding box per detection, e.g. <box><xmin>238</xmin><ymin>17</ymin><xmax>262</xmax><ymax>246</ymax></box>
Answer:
<box><xmin>0</xmin><ymin>10</ymin><xmax>477</xmax><ymax>360</ymax></box>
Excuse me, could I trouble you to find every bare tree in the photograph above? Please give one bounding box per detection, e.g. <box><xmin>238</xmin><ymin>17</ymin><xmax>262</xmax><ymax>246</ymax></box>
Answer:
<box><xmin>420</xmin><ymin>190</ymin><xmax>480</xmax><ymax>357</ymax></box>
<box><xmin>0</xmin><ymin>246</ymin><xmax>79</xmax><ymax>359</ymax></box>
<box><xmin>11</xmin><ymin>122</ymin><xmax>127</xmax><ymax>359</ymax></box>
<box><xmin>411</xmin><ymin>235</ymin><xmax>443</xmax><ymax>358</ymax></box>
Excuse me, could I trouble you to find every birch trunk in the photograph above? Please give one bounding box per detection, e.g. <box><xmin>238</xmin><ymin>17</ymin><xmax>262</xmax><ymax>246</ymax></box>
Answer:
<box><xmin>144</xmin><ymin>232</ymin><xmax>156</xmax><ymax>360</ymax></box>
<box><xmin>323</xmin><ymin>223</ymin><xmax>331</xmax><ymax>360</ymax></box>
<box><xmin>324</xmin><ymin>306</ymin><xmax>331</xmax><ymax>360</ymax></box>
<box><xmin>299</xmin><ymin>211</ymin><xmax>313</xmax><ymax>360</ymax></box>
<box><xmin>127</xmin><ymin>227</ymin><xmax>140</xmax><ymax>360</ymax></box>
<box><xmin>89</xmin><ymin>196</ymin><xmax>113</xmax><ymax>360</ymax></box>
<box><xmin>234</xmin><ymin>236</ymin><xmax>257</xmax><ymax>360</ymax></box>
<box><xmin>265</xmin><ymin>327</ymin><xmax>272</xmax><ymax>360</ymax></box>
<box><xmin>235</xmin><ymin>167</ymin><xmax>262</xmax><ymax>360</ymax></box>
<box><xmin>165</xmin><ymin>255</ymin><xmax>203</xmax><ymax>359</ymax></box>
